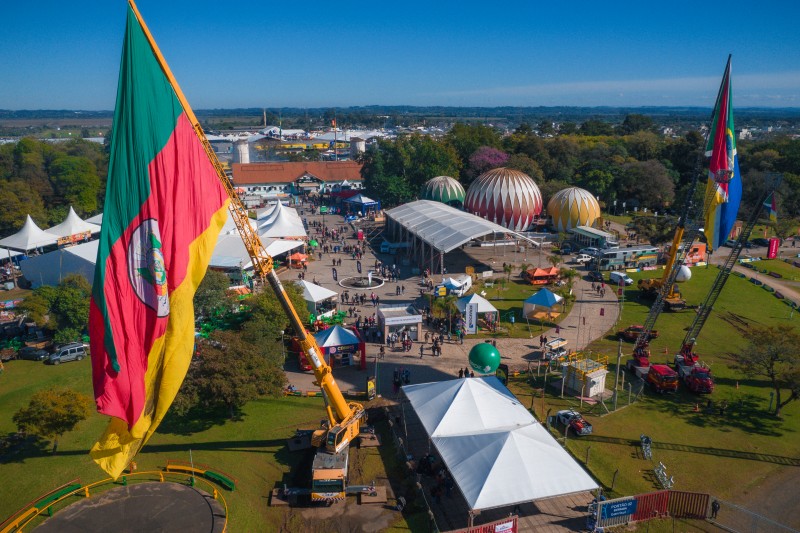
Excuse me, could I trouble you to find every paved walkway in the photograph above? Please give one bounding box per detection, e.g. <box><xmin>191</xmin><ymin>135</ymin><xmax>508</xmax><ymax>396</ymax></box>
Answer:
<box><xmin>280</xmin><ymin>207</ymin><xmax>620</xmax><ymax>397</ymax></box>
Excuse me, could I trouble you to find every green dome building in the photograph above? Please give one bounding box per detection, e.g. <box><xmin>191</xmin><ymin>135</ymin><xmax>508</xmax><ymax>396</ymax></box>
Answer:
<box><xmin>421</xmin><ymin>176</ymin><xmax>466</xmax><ymax>207</ymax></box>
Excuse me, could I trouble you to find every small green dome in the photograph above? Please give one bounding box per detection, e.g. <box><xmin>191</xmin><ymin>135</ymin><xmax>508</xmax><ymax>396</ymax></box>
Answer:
<box><xmin>422</xmin><ymin>176</ymin><xmax>465</xmax><ymax>206</ymax></box>
<box><xmin>469</xmin><ymin>343</ymin><xmax>501</xmax><ymax>374</ymax></box>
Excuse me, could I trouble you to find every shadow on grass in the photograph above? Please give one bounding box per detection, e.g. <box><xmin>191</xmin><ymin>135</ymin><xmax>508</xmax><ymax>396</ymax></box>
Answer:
<box><xmin>579</xmin><ymin>434</ymin><xmax>800</xmax><ymax>466</ymax></box>
<box><xmin>159</xmin><ymin>404</ymin><xmax>237</xmax><ymax>436</ymax></box>
<box><xmin>638</xmin><ymin>388</ymin><xmax>785</xmax><ymax>437</ymax></box>
<box><xmin>0</xmin><ymin>433</ymin><xmax>50</xmax><ymax>464</ymax></box>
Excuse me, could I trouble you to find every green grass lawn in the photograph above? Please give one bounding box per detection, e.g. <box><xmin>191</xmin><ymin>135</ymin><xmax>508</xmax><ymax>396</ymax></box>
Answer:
<box><xmin>0</xmin><ymin>360</ymin><xmax>417</xmax><ymax>530</ymax></box>
<box><xmin>508</xmin><ymin>265</ymin><xmax>800</xmax><ymax>507</ymax></box>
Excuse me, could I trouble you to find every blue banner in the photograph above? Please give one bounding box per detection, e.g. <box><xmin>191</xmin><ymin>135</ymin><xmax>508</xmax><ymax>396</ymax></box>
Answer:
<box><xmin>601</xmin><ymin>499</ymin><xmax>637</xmax><ymax>519</ymax></box>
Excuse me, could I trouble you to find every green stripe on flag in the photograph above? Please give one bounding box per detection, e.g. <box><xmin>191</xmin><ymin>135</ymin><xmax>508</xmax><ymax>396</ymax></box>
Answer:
<box><xmin>93</xmin><ymin>5</ymin><xmax>184</xmax><ymax>369</ymax></box>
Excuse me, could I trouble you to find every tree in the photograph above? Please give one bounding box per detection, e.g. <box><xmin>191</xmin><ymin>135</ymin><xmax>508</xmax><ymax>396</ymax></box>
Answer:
<box><xmin>505</xmin><ymin>153</ymin><xmax>544</xmax><ymax>182</ymax></box>
<box><xmin>194</xmin><ymin>269</ymin><xmax>233</xmax><ymax>319</ymax></box>
<box><xmin>18</xmin><ymin>275</ymin><xmax>90</xmax><ymax>333</ymax></box>
<box><xmin>617</xmin><ymin>160</ymin><xmax>675</xmax><ymax>210</ymax></box>
<box><xmin>619</xmin><ymin>114</ymin><xmax>655</xmax><ymax>135</ymax></box>
<box><xmin>503</xmin><ymin>263</ymin><xmax>513</xmax><ymax>281</ymax></box>
<box><xmin>771</xmin><ymin>217</ymin><xmax>799</xmax><ymax>245</ymax></box>
<box><xmin>445</xmin><ymin>123</ymin><xmax>502</xmax><ymax>176</ymax></box>
<box><xmin>730</xmin><ymin>325</ymin><xmax>800</xmax><ymax>415</ymax></box>
<box><xmin>181</xmin><ymin>330</ymin><xmax>286</xmax><ymax>419</ymax></box>
<box><xmin>547</xmin><ymin>254</ymin><xmax>562</xmax><ymax>268</ymax></box>
<box><xmin>13</xmin><ymin>387</ymin><xmax>92</xmax><ymax>453</ymax></box>
<box><xmin>468</xmin><ymin>146</ymin><xmax>509</xmax><ymax>178</ymax></box>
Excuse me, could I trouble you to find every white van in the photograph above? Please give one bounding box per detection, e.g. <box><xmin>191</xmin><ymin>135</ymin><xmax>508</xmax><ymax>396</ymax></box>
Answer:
<box><xmin>609</xmin><ymin>271</ymin><xmax>634</xmax><ymax>286</ymax></box>
<box><xmin>451</xmin><ymin>275</ymin><xmax>472</xmax><ymax>296</ymax></box>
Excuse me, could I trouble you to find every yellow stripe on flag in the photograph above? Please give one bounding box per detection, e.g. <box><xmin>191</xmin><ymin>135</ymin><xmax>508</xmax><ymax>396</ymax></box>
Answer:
<box><xmin>91</xmin><ymin>202</ymin><xmax>229</xmax><ymax>478</ymax></box>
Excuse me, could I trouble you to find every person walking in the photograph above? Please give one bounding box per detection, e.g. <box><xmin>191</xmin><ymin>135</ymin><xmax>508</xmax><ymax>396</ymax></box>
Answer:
<box><xmin>458</xmin><ymin>368</ymin><xmax>464</xmax><ymax>378</ymax></box>
<box><xmin>419</xmin><ymin>343</ymin><xmax>424</xmax><ymax>359</ymax></box>
<box><xmin>711</xmin><ymin>499</ymin><xmax>720</xmax><ymax>519</ymax></box>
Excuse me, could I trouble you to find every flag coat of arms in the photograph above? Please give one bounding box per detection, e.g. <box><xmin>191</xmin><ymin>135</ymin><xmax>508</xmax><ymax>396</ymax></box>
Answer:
<box><xmin>703</xmin><ymin>56</ymin><xmax>743</xmax><ymax>252</ymax></box>
<box><xmin>89</xmin><ymin>1</ymin><xmax>230</xmax><ymax>478</ymax></box>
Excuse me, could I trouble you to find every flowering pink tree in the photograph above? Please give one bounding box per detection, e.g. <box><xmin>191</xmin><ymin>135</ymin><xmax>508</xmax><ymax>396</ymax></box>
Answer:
<box><xmin>468</xmin><ymin>146</ymin><xmax>509</xmax><ymax>178</ymax></box>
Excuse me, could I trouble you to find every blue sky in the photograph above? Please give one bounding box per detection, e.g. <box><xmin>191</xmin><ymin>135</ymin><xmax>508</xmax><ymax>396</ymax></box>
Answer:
<box><xmin>2</xmin><ymin>1</ymin><xmax>799</xmax><ymax>110</ymax></box>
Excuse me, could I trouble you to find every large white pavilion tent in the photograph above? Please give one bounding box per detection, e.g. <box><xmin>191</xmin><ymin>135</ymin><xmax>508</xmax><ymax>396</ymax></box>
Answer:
<box><xmin>403</xmin><ymin>377</ymin><xmax>597</xmax><ymax>512</ymax></box>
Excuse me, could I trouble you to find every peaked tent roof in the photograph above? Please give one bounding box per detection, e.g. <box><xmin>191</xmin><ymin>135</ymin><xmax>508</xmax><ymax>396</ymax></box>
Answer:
<box><xmin>0</xmin><ymin>215</ymin><xmax>60</xmax><ymax>252</ymax></box>
<box><xmin>257</xmin><ymin>202</ymin><xmax>307</xmax><ymax>238</ymax></box>
<box><xmin>47</xmin><ymin>206</ymin><xmax>101</xmax><ymax>237</ymax></box>
<box><xmin>85</xmin><ymin>213</ymin><xmax>104</xmax><ymax>225</ymax></box>
<box><xmin>403</xmin><ymin>377</ymin><xmax>597</xmax><ymax>511</ymax></box>
<box><xmin>524</xmin><ymin>288</ymin><xmax>563</xmax><ymax>308</ymax></box>
<box><xmin>456</xmin><ymin>293</ymin><xmax>498</xmax><ymax>314</ymax></box>
<box><xmin>313</xmin><ymin>325</ymin><xmax>359</xmax><ymax>347</ymax></box>
<box><xmin>343</xmin><ymin>193</ymin><xmax>378</xmax><ymax>205</ymax></box>
<box><xmin>0</xmin><ymin>247</ymin><xmax>23</xmax><ymax>260</ymax></box>
<box><xmin>296</xmin><ymin>280</ymin><xmax>338</xmax><ymax>303</ymax></box>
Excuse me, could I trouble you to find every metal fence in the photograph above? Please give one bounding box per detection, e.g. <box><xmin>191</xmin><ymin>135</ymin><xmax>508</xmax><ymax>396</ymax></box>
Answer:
<box><xmin>595</xmin><ymin>491</ymin><xmax>798</xmax><ymax>532</ymax></box>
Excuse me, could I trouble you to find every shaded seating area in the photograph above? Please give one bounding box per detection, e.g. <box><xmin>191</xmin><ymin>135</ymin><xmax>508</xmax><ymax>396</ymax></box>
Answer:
<box><xmin>523</xmin><ymin>266</ymin><xmax>561</xmax><ymax>285</ymax></box>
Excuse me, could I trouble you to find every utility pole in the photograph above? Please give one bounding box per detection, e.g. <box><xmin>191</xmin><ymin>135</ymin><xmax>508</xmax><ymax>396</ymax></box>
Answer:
<box><xmin>612</xmin><ymin>340</ymin><xmax>622</xmax><ymax>411</ymax></box>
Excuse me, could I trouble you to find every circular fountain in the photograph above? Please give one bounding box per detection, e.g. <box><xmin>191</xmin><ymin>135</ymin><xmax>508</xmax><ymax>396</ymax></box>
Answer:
<box><xmin>339</xmin><ymin>276</ymin><xmax>385</xmax><ymax>289</ymax></box>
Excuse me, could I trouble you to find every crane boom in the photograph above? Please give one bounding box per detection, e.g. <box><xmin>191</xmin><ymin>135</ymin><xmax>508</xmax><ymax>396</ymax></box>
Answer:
<box><xmin>143</xmin><ymin>21</ymin><xmax>364</xmax><ymax>444</ymax></box>
<box><xmin>680</xmin><ymin>174</ymin><xmax>782</xmax><ymax>359</ymax></box>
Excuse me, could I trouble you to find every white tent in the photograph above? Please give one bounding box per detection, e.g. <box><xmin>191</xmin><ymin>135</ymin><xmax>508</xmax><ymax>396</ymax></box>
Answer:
<box><xmin>85</xmin><ymin>213</ymin><xmax>103</xmax><ymax>225</ymax></box>
<box><xmin>257</xmin><ymin>202</ymin><xmax>307</xmax><ymax>239</ymax></box>
<box><xmin>210</xmin><ymin>233</ymin><xmax>303</xmax><ymax>270</ymax></box>
<box><xmin>47</xmin><ymin>206</ymin><xmax>101</xmax><ymax>237</ymax></box>
<box><xmin>403</xmin><ymin>377</ymin><xmax>597</xmax><ymax>511</ymax></box>
<box><xmin>296</xmin><ymin>280</ymin><xmax>338</xmax><ymax>303</ymax></box>
<box><xmin>20</xmin><ymin>240</ymin><xmax>98</xmax><ymax>288</ymax></box>
<box><xmin>296</xmin><ymin>279</ymin><xmax>338</xmax><ymax>316</ymax></box>
<box><xmin>456</xmin><ymin>293</ymin><xmax>498</xmax><ymax>315</ymax></box>
<box><xmin>0</xmin><ymin>247</ymin><xmax>23</xmax><ymax>261</ymax></box>
<box><xmin>0</xmin><ymin>215</ymin><xmax>60</xmax><ymax>252</ymax></box>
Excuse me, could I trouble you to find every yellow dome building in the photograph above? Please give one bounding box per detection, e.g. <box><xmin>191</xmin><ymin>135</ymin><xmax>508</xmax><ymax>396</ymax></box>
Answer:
<box><xmin>547</xmin><ymin>187</ymin><xmax>600</xmax><ymax>232</ymax></box>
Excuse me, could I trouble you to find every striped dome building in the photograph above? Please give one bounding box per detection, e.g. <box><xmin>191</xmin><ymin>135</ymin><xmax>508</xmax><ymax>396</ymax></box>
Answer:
<box><xmin>421</xmin><ymin>176</ymin><xmax>466</xmax><ymax>207</ymax></box>
<box><xmin>464</xmin><ymin>168</ymin><xmax>542</xmax><ymax>231</ymax></box>
<box><xmin>547</xmin><ymin>186</ymin><xmax>601</xmax><ymax>232</ymax></box>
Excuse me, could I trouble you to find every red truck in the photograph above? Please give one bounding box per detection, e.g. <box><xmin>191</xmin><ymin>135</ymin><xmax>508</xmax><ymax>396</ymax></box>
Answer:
<box><xmin>646</xmin><ymin>364</ymin><xmax>679</xmax><ymax>393</ymax></box>
<box><xmin>674</xmin><ymin>352</ymin><xmax>714</xmax><ymax>393</ymax></box>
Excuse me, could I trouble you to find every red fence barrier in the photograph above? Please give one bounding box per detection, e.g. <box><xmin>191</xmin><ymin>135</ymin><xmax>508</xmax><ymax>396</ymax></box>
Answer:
<box><xmin>632</xmin><ymin>490</ymin><xmax>669</xmax><ymax>521</ymax></box>
<box><xmin>668</xmin><ymin>490</ymin><xmax>709</xmax><ymax>519</ymax></box>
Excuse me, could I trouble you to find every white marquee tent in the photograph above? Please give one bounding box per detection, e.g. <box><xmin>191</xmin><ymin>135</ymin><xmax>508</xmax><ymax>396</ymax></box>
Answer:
<box><xmin>47</xmin><ymin>206</ymin><xmax>101</xmax><ymax>237</ymax></box>
<box><xmin>295</xmin><ymin>279</ymin><xmax>338</xmax><ymax>316</ymax></box>
<box><xmin>85</xmin><ymin>213</ymin><xmax>103</xmax><ymax>225</ymax></box>
<box><xmin>403</xmin><ymin>377</ymin><xmax>597</xmax><ymax>511</ymax></box>
<box><xmin>0</xmin><ymin>215</ymin><xmax>60</xmax><ymax>252</ymax></box>
<box><xmin>455</xmin><ymin>293</ymin><xmax>498</xmax><ymax>315</ymax></box>
<box><xmin>257</xmin><ymin>202</ymin><xmax>307</xmax><ymax>239</ymax></box>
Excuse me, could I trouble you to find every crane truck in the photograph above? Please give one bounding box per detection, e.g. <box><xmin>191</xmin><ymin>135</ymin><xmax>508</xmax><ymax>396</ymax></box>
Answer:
<box><xmin>174</xmin><ymin>88</ymin><xmax>371</xmax><ymax>503</ymax></box>
<box><xmin>674</xmin><ymin>174</ymin><xmax>782</xmax><ymax>394</ymax></box>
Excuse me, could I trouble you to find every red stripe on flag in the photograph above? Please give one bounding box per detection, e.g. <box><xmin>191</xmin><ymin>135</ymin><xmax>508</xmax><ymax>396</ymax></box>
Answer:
<box><xmin>92</xmin><ymin>113</ymin><xmax>227</xmax><ymax>428</ymax></box>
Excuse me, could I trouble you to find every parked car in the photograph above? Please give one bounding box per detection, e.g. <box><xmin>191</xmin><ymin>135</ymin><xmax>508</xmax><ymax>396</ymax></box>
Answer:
<box><xmin>587</xmin><ymin>271</ymin><xmax>604</xmax><ymax>283</ymax></box>
<box><xmin>617</xmin><ymin>325</ymin><xmax>659</xmax><ymax>342</ymax></box>
<box><xmin>609</xmin><ymin>271</ymin><xmax>634</xmax><ymax>286</ymax></box>
<box><xmin>45</xmin><ymin>342</ymin><xmax>87</xmax><ymax>365</ymax></box>
<box><xmin>555</xmin><ymin>409</ymin><xmax>593</xmax><ymax>436</ymax></box>
<box><xmin>17</xmin><ymin>346</ymin><xmax>49</xmax><ymax>361</ymax></box>
<box><xmin>573</xmin><ymin>254</ymin><xmax>593</xmax><ymax>264</ymax></box>
<box><xmin>751</xmin><ymin>238</ymin><xmax>770</xmax><ymax>247</ymax></box>
<box><xmin>579</xmin><ymin>247</ymin><xmax>601</xmax><ymax>257</ymax></box>
<box><xmin>722</xmin><ymin>239</ymin><xmax>737</xmax><ymax>247</ymax></box>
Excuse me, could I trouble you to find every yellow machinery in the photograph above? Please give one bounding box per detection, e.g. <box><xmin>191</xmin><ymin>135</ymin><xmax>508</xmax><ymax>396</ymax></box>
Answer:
<box><xmin>636</xmin><ymin>225</ymin><xmax>687</xmax><ymax>311</ymax></box>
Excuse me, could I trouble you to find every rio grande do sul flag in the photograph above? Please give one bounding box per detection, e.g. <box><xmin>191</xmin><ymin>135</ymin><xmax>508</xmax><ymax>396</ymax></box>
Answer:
<box><xmin>89</xmin><ymin>1</ymin><xmax>229</xmax><ymax>478</ymax></box>
<box><xmin>703</xmin><ymin>55</ymin><xmax>742</xmax><ymax>252</ymax></box>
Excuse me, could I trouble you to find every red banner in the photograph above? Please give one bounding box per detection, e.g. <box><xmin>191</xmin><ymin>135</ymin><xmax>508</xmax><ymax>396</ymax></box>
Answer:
<box><xmin>767</xmin><ymin>237</ymin><xmax>780</xmax><ymax>259</ymax></box>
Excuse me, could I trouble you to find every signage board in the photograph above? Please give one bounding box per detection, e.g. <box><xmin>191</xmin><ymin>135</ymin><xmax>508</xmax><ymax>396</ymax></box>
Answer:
<box><xmin>768</xmin><ymin>237</ymin><xmax>780</xmax><ymax>259</ymax></box>
<box><xmin>600</xmin><ymin>498</ymin><xmax>637</xmax><ymax>519</ymax></box>
<box><xmin>466</xmin><ymin>302</ymin><xmax>478</xmax><ymax>334</ymax></box>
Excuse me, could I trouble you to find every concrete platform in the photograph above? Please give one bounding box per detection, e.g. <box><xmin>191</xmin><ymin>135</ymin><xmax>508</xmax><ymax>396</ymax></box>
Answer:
<box><xmin>33</xmin><ymin>482</ymin><xmax>225</xmax><ymax>533</ymax></box>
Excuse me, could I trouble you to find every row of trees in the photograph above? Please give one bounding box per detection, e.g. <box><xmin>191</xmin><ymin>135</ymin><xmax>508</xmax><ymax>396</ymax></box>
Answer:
<box><xmin>360</xmin><ymin>122</ymin><xmax>800</xmax><ymax>222</ymax></box>
<box><xmin>0</xmin><ymin>138</ymin><xmax>107</xmax><ymax>236</ymax></box>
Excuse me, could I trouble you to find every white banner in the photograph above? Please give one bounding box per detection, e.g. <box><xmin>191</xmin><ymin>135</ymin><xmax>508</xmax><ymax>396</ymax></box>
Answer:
<box><xmin>466</xmin><ymin>302</ymin><xmax>478</xmax><ymax>334</ymax></box>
